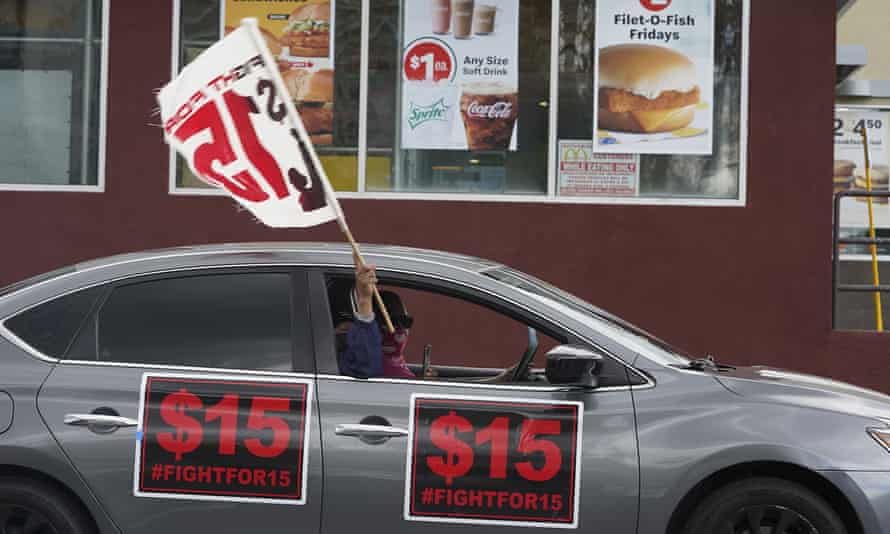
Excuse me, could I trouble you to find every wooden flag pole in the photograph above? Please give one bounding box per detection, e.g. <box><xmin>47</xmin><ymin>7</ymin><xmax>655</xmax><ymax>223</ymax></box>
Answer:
<box><xmin>241</xmin><ymin>18</ymin><xmax>395</xmax><ymax>334</ymax></box>
<box><xmin>336</xmin><ymin>218</ymin><xmax>396</xmax><ymax>333</ymax></box>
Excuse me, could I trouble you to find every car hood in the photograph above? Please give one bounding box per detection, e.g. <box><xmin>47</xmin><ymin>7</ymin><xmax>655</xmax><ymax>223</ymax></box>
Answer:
<box><xmin>715</xmin><ymin>366</ymin><xmax>890</xmax><ymax>423</ymax></box>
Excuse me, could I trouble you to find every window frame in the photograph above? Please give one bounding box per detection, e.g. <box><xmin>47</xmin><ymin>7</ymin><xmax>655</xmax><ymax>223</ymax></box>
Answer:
<box><xmin>0</xmin><ymin>0</ymin><xmax>110</xmax><ymax>193</ymax></box>
<box><xmin>308</xmin><ymin>267</ymin><xmax>643</xmax><ymax>389</ymax></box>
<box><xmin>62</xmin><ymin>267</ymin><xmax>316</xmax><ymax>374</ymax></box>
<box><xmin>168</xmin><ymin>0</ymin><xmax>749</xmax><ymax>207</ymax></box>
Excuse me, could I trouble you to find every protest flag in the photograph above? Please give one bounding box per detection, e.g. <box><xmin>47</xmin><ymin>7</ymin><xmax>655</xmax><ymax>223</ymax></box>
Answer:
<box><xmin>157</xmin><ymin>18</ymin><xmax>394</xmax><ymax>331</ymax></box>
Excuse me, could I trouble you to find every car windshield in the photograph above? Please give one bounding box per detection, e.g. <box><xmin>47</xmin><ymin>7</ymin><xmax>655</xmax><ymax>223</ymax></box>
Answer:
<box><xmin>483</xmin><ymin>267</ymin><xmax>691</xmax><ymax>366</ymax></box>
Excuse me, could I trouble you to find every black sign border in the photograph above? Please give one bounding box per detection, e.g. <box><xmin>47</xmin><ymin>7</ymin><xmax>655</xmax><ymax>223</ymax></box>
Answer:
<box><xmin>133</xmin><ymin>372</ymin><xmax>313</xmax><ymax>505</ymax></box>
<box><xmin>404</xmin><ymin>393</ymin><xmax>583</xmax><ymax>528</ymax></box>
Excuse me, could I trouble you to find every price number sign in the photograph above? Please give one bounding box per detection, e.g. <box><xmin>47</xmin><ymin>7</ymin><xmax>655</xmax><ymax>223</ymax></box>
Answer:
<box><xmin>834</xmin><ymin>116</ymin><xmax>885</xmax><ymax>138</ymax></box>
<box><xmin>405</xmin><ymin>395</ymin><xmax>583</xmax><ymax>527</ymax></box>
<box><xmin>402</xmin><ymin>38</ymin><xmax>456</xmax><ymax>83</ymax></box>
<box><xmin>135</xmin><ymin>374</ymin><xmax>312</xmax><ymax>504</ymax></box>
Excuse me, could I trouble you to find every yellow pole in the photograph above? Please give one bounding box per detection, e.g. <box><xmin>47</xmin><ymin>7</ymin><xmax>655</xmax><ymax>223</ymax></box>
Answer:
<box><xmin>861</xmin><ymin>127</ymin><xmax>884</xmax><ymax>332</ymax></box>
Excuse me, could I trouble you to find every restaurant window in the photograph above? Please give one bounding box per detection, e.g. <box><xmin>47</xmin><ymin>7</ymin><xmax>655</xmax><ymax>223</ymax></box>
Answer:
<box><xmin>170</xmin><ymin>0</ymin><xmax>748</xmax><ymax>205</ymax></box>
<box><xmin>172</xmin><ymin>0</ymin><xmax>361</xmax><ymax>193</ymax></box>
<box><xmin>0</xmin><ymin>0</ymin><xmax>107</xmax><ymax>190</ymax></box>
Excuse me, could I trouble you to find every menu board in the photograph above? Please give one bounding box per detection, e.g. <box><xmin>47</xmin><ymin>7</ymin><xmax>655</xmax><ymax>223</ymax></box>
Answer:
<box><xmin>400</xmin><ymin>0</ymin><xmax>520</xmax><ymax>152</ymax></box>
<box><xmin>222</xmin><ymin>0</ymin><xmax>336</xmax><ymax>145</ymax></box>
<box><xmin>594</xmin><ymin>0</ymin><xmax>714</xmax><ymax>155</ymax></box>
<box><xmin>835</xmin><ymin>109</ymin><xmax>890</xmax><ymax>229</ymax></box>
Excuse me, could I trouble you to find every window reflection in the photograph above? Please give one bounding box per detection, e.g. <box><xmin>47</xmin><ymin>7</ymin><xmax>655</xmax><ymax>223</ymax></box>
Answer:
<box><xmin>0</xmin><ymin>0</ymin><xmax>103</xmax><ymax>186</ymax></box>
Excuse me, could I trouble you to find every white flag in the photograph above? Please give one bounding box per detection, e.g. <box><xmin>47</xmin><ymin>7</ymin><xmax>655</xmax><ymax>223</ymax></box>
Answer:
<box><xmin>158</xmin><ymin>20</ymin><xmax>339</xmax><ymax>228</ymax></box>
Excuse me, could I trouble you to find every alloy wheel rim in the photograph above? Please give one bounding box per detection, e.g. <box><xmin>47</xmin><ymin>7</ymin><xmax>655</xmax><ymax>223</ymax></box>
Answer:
<box><xmin>0</xmin><ymin>504</ymin><xmax>58</xmax><ymax>534</ymax></box>
<box><xmin>724</xmin><ymin>504</ymin><xmax>818</xmax><ymax>534</ymax></box>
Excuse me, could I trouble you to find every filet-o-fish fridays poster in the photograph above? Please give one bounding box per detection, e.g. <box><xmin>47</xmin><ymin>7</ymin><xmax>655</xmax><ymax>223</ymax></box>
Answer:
<box><xmin>222</xmin><ymin>1</ymin><xmax>336</xmax><ymax>145</ymax></box>
<box><xmin>594</xmin><ymin>0</ymin><xmax>714</xmax><ymax>155</ymax></box>
<box><xmin>834</xmin><ymin>109</ymin><xmax>890</xmax><ymax>230</ymax></box>
<box><xmin>400</xmin><ymin>0</ymin><xmax>520</xmax><ymax>151</ymax></box>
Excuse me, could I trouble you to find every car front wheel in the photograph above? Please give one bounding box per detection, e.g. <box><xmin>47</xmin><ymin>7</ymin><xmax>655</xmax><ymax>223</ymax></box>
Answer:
<box><xmin>0</xmin><ymin>477</ymin><xmax>94</xmax><ymax>534</ymax></box>
<box><xmin>682</xmin><ymin>477</ymin><xmax>847</xmax><ymax>534</ymax></box>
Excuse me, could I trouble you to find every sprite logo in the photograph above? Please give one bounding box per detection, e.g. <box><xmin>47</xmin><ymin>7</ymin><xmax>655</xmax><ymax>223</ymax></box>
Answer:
<box><xmin>408</xmin><ymin>98</ymin><xmax>450</xmax><ymax>129</ymax></box>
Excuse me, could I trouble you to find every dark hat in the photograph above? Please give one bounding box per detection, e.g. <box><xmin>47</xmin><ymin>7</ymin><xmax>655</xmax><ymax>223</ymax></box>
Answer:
<box><xmin>327</xmin><ymin>278</ymin><xmax>357</xmax><ymax>325</ymax></box>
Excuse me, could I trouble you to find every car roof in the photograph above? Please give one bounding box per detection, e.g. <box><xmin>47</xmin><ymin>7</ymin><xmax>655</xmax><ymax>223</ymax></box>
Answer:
<box><xmin>1</xmin><ymin>242</ymin><xmax>504</xmax><ymax>305</ymax></box>
<box><xmin>72</xmin><ymin>242</ymin><xmax>501</xmax><ymax>272</ymax></box>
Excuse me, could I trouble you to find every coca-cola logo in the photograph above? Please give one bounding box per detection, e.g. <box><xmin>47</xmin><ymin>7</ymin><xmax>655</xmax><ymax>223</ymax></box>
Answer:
<box><xmin>467</xmin><ymin>101</ymin><xmax>513</xmax><ymax>119</ymax></box>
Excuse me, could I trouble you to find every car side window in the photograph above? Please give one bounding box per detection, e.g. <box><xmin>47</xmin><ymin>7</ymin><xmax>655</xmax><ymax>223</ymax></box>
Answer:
<box><xmin>321</xmin><ymin>273</ymin><xmax>634</xmax><ymax>387</ymax></box>
<box><xmin>324</xmin><ymin>275</ymin><xmax>560</xmax><ymax>384</ymax></box>
<box><xmin>67</xmin><ymin>272</ymin><xmax>302</xmax><ymax>372</ymax></box>
<box><xmin>4</xmin><ymin>285</ymin><xmax>104</xmax><ymax>359</ymax></box>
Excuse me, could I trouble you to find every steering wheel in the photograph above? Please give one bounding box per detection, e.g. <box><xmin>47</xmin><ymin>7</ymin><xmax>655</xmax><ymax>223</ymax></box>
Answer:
<box><xmin>510</xmin><ymin>327</ymin><xmax>539</xmax><ymax>382</ymax></box>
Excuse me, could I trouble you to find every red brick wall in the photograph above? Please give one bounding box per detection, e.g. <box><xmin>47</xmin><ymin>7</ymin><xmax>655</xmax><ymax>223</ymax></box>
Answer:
<box><xmin>4</xmin><ymin>3</ymin><xmax>882</xmax><ymax>390</ymax></box>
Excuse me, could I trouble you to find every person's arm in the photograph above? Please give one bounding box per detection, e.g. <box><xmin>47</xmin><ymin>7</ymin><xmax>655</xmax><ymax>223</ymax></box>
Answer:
<box><xmin>336</xmin><ymin>255</ymin><xmax>383</xmax><ymax>378</ymax></box>
<box><xmin>353</xmin><ymin>253</ymin><xmax>375</xmax><ymax>317</ymax></box>
<box><xmin>338</xmin><ymin>316</ymin><xmax>383</xmax><ymax>378</ymax></box>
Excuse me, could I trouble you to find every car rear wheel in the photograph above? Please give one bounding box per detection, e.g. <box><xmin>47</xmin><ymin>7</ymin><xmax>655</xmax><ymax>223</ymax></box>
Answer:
<box><xmin>0</xmin><ymin>477</ymin><xmax>94</xmax><ymax>534</ymax></box>
<box><xmin>682</xmin><ymin>477</ymin><xmax>847</xmax><ymax>534</ymax></box>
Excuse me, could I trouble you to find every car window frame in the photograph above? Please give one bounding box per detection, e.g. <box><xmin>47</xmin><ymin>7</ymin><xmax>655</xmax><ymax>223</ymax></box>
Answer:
<box><xmin>63</xmin><ymin>267</ymin><xmax>315</xmax><ymax>375</ymax></box>
<box><xmin>308</xmin><ymin>267</ymin><xmax>639</xmax><ymax>388</ymax></box>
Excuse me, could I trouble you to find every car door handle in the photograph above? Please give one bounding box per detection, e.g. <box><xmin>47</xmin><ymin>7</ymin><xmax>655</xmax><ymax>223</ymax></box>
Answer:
<box><xmin>335</xmin><ymin>423</ymin><xmax>409</xmax><ymax>438</ymax></box>
<box><xmin>64</xmin><ymin>414</ymin><xmax>138</xmax><ymax>428</ymax></box>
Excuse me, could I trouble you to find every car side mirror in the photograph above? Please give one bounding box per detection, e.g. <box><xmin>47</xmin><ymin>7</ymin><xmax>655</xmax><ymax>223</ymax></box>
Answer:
<box><xmin>545</xmin><ymin>345</ymin><xmax>604</xmax><ymax>389</ymax></box>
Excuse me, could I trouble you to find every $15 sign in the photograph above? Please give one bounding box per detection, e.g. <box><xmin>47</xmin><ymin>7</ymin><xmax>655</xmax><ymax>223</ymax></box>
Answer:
<box><xmin>426</xmin><ymin>410</ymin><xmax>563</xmax><ymax>485</ymax></box>
<box><xmin>157</xmin><ymin>388</ymin><xmax>294</xmax><ymax>461</ymax></box>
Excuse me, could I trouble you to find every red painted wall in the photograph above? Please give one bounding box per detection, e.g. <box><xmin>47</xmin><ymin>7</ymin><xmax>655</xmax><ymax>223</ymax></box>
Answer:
<box><xmin>3</xmin><ymin>3</ymin><xmax>884</xmax><ymax>390</ymax></box>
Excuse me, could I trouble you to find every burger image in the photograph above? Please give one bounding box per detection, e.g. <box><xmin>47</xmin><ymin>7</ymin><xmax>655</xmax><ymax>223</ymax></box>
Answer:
<box><xmin>597</xmin><ymin>44</ymin><xmax>700</xmax><ymax>134</ymax></box>
<box><xmin>853</xmin><ymin>165</ymin><xmax>890</xmax><ymax>204</ymax></box>
<box><xmin>224</xmin><ymin>25</ymin><xmax>282</xmax><ymax>57</ymax></box>
<box><xmin>833</xmin><ymin>159</ymin><xmax>856</xmax><ymax>194</ymax></box>
<box><xmin>283</xmin><ymin>68</ymin><xmax>334</xmax><ymax>145</ymax></box>
<box><xmin>282</xmin><ymin>1</ymin><xmax>331</xmax><ymax>57</ymax></box>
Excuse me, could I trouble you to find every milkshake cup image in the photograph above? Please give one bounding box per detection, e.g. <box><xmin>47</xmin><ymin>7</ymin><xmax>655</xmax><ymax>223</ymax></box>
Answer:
<box><xmin>473</xmin><ymin>4</ymin><xmax>498</xmax><ymax>35</ymax></box>
<box><xmin>459</xmin><ymin>81</ymin><xmax>518</xmax><ymax>151</ymax></box>
<box><xmin>452</xmin><ymin>0</ymin><xmax>474</xmax><ymax>39</ymax></box>
<box><xmin>431</xmin><ymin>0</ymin><xmax>451</xmax><ymax>34</ymax></box>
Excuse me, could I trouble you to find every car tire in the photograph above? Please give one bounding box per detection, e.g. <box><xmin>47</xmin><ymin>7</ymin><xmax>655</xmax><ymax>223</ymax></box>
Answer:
<box><xmin>0</xmin><ymin>476</ymin><xmax>95</xmax><ymax>534</ymax></box>
<box><xmin>682</xmin><ymin>477</ymin><xmax>847</xmax><ymax>534</ymax></box>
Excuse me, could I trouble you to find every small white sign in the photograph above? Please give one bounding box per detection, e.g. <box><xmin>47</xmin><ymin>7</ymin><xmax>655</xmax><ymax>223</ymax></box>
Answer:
<box><xmin>558</xmin><ymin>140</ymin><xmax>639</xmax><ymax>197</ymax></box>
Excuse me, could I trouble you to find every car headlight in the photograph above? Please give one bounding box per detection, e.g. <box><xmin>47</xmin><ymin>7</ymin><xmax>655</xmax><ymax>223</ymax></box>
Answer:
<box><xmin>868</xmin><ymin>418</ymin><xmax>890</xmax><ymax>452</ymax></box>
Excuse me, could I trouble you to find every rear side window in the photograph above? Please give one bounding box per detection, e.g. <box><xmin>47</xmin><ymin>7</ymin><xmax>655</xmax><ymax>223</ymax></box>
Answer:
<box><xmin>4</xmin><ymin>286</ymin><xmax>104</xmax><ymax>359</ymax></box>
<box><xmin>68</xmin><ymin>273</ymin><xmax>297</xmax><ymax>372</ymax></box>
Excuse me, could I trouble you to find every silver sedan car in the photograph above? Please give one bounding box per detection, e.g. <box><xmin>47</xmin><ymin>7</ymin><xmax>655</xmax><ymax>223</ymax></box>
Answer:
<box><xmin>0</xmin><ymin>243</ymin><xmax>888</xmax><ymax>534</ymax></box>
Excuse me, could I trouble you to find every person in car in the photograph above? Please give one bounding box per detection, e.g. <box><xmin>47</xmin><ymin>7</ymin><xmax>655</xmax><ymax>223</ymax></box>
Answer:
<box><xmin>332</xmin><ymin>255</ymin><xmax>518</xmax><ymax>382</ymax></box>
<box><xmin>332</xmin><ymin>255</ymin><xmax>421</xmax><ymax>378</ymax></box>
<box><xmin>374</xmin><ymin>289</ymin><xmax>418</xmax><ymax>379</ymax></box>
<box><xmin>332</xmin><ymin>257</ymin><xmax>385</xmax><ymax>378</ymax></box>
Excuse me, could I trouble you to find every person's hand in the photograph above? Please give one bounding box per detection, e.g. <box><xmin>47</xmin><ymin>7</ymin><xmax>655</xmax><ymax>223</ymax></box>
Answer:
<box><xmin>423</xmin><ymin>366</ymin><xmax>438</xmax><ymax>378</ymax></box>
<box><xmin>354</xmin><ymin>252</ymin><xmax>376</xmax><ymax>317</ymax></box>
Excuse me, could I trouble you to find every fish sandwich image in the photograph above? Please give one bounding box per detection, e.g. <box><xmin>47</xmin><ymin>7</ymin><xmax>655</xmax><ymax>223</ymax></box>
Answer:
<box><xmin>598</xmin><ymin>44</ymin><xmax>701</xmax><ymax>134</ymax></box>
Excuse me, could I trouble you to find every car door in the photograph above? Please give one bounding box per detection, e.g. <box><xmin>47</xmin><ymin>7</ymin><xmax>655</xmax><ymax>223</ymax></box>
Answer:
<box><xmin>309</xmin><ymin>269</ymin><xmax>639</xmax><ymax>534</ymax></box>
<box><xmin>37</xmin><ymin>268</ymin><xmax>322</xmax><ymax>534</ymax></box>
